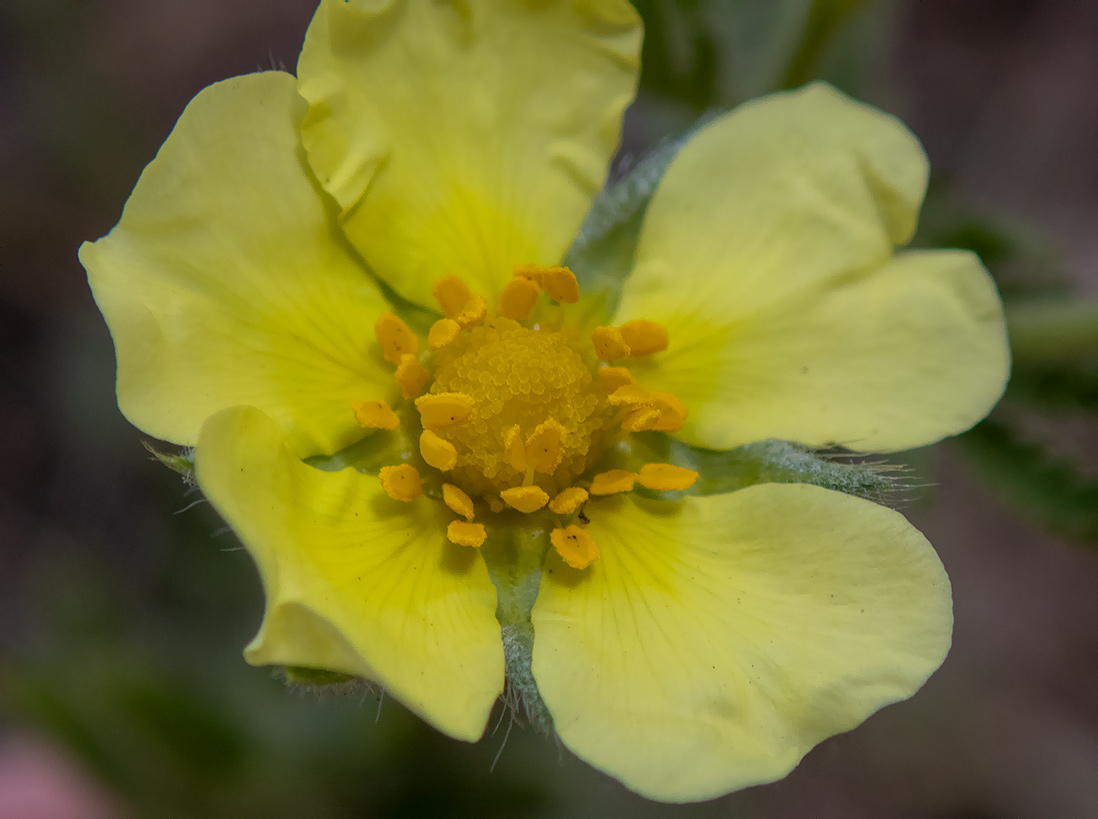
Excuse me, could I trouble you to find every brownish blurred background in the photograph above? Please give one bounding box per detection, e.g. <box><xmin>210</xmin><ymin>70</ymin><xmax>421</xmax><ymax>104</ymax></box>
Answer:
<box><xmin>2</xmin><ymin>1</ymin><xmax>1098</xmax><ymax>817</ymax></box>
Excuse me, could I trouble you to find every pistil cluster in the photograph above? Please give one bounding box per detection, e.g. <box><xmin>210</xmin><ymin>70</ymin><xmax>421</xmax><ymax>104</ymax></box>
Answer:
<box><xmin>352</xmin><ymin>265</ymin><xmax>697</xmax><ymax>570</ymax></box>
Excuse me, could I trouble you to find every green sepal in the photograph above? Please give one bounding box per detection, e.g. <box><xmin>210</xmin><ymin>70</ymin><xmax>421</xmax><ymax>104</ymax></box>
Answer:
<box><xmin>608</xmin><ymin>432</ymin><xmax>903</xmax><ymax>502</ymax></box>
<box><xmin>142</xmin><ymin>441</ymin><xmax>196</xmax><ymax>484</ymax></box>
<box><xmin>281</xmin><ymin>667</ymin><xmax>356</xmax><ymax>687</ymax></box>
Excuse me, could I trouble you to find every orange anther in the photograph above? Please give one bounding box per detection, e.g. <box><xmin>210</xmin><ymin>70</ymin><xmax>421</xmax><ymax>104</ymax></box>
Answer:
<box><xmin>549</xmin><ymin>487</ymin><xmax>588</xmax><ymax>515</ymax></box>
<box><xmin>636</xmin><ymin>463</ymin><xmax>698</xmax><ymax>491</ymax></box>
<box><xmin>379</xmin><ymin>464</ymin><xmax>422</xmax><ymax>502</ymax></box>
<box><xmin>454</xmin><ymin>295</ymin><xmax>487</xmax><ymax>329</ymax></box>
<box><xmin>395</xmin><ymin>353</ymin><xmax>428</xmax><ymax>399</ymax></box>
<box><xmin>591</xmin><ymin>326</ymin><xmax>630</xmax><ymax>361</ymax></box>
<box><xmin>442</xmin><ymin>483</ymin><xmax>476</xmax><ymax>521</ymax></box>
<box><xmin>597</xmin><ymin>366</ymin><xmax>636</xmax><ymax>394</ymax></box>
<box><xmin>648</xmin><ymin>391</ymin><xmax>688</xmax><ymax>431</ymax></box>
<box><xmin>432</xmin><ymin>275</ymin><xmax>473</xmax><ymax>319</ymax></box>
<box><xmin>414</xmin><ymin>392</ymin><xmax>475</xmax><ymax>429</ymax></box>
<box><xmin>352</xmin><ymin>399</ymin><xmax>400</xmax><ymax>430</ymax></box>
<box><xmin>550</xmin><ymin>525</ymin><xmax>600</xmax><ymax>569</ymax></box>
<box><xmin>607</xmin><ymin>384</ymin><xmax>653</xmax><ymax>408</ymax></box>
<box><xmin>501</xmin><ymin>485</ymin><xmax>550</xmax><ymax>513</ymax></box>
<box><xmin>525</xmin><ymin>418</ymin><xmax>568</xmax><ymax>474</ymax></box>
<box><xmin>621</xmin><ymin>405</ymin><xmax>662</xmax><ymax>432</ymax></box>
<box><xmin>590</xmin><ymin>469</ymin><xmax>636</xmax><ymax>496</ymax></box>
<box><xmin>513</xmin><ymin>263</ymin><xmax>546</xmax><ymax>283</ymax></box>
<box><xmin>419</xmin><ymin>430</ymin><xmax>457</xmax><ymax>471</ymax></box>
<box><xmin>447</xmin><ymin>520</ymin><xmax>486</xmax><ymax>548</ymax></box>
<box><xmin>539</xmin><ymin>266</ymin><xmax>579</xmax><ymax>304</ymax></box>
<box><xmin>499</xmin><ymin>276</ymin><xmax>540</xmax><ymax>321</ymax></box>
<box><xmin>428</xmin><ymin>318</ymin><xmax>461</xmax><ymax>351</ymax></box>
<box><xmin>620</xmin><ymin>319</ymin><xmax>669</xmax><ymax>357</ymax></box>
<box><xmin>374</xmin><ymin>312</ymin><xmax>418</xmax><ymax>365</ymax></box>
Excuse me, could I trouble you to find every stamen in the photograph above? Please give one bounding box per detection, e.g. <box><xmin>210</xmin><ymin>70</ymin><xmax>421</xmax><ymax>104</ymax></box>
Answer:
<box><xmin>503</xmin><ymin>425</ymin><xmax>527</xmax><ymax>472</ymax></box>
<box><xmin>550</xmin><ymin>525</ymin><xmax>600</xmax><ymax>569</ymax></box>
<box><xmin>500</xmin><ymin>485</ymin><xmax>549</xmax><ymax>513</ymax></box>
<box><xmin>433</xmin><ymin>275</ymin><xmax>473</xmax><ymax>318</ymax></box>
<box><xmin>607</xmin><ymin>384</ymin><xmax>653</xmax><ymax>408</ymax></box>
<box><xmin>352</xmin><ymin>399</ymin><xmax>399</xmax><ymax>430</ymax></box>
<box><xmin>539</xmin><ymin>266</ymin><xmax>579</xmax><ymax>304</ymax></box>
<box><xmin>442</xmin><ymin>483</ymin><xmax>476</xmax><ymax>521</ymax></box>
<box><xmin>549</xmin><ymin>486</ymin><xmax>588</xmax><ymax>515</ymax></box>
<box><xmin>420</xmin><ymin>430</ymin><xmax>457</xmax><ymax>471</ymax></box>
<box><xmin>621</xmin><ymin>405</ymin><xmax>661</xmax><ymax>432</ymax></box>
<box><xmin>454</xmin><ymin>295</ymin><xmax>487</xmax><ymax>330</ymax></box>
<box><xmin>619</xmin><ymin>319</ymin><xmax>669</xmax><ymax>357</ymax></box>
<box><xmin>415</xmin><ymin>392</ymin><xmax>475</xmax><ymax>429</ymax></box>
<box><xmin>648</xmin><ymin>392</ymin><xmax>688</xmax><ymax>431</ymax></box>
<box><xmin>513</xmin><ymin>263</ymin><xmax>546</xmax><ymax>283</ymax></box>
<box><xmin>591</xmin><ymin>326</ymin><xmax>630</xmax><ymax>361</ymax></box>
<box><xmin>395</xmin><ymin>354</ymin><xmax>428</xmax><ymax>399</ymax></box>
<box><xmin>636</xmin><ymin>463</ymin><xmax>699</xmax><ymax>491</ymax></box>
<box><xmin>379</xmin><ymin>464</ymin><xmax>422</xmax><ymax>502</ymax></box>
<box><xmin>590</xmin><ymin>469</ymin><xmax>636</xmax><ymax>495</ymax></box>
<box><xmin>597</xmin><ymin>366</ymin><xmax>636</xmax><ymax>393</ymax></box>
<box><xmin>499</xmin><ymin>276</ymin><xmax>540</xmax><ymax>321</ymax></box>
<box><xmin>428</xmin><ymin>318</ymin><xmax>461</xmax><ymax>351</ymax></box>
<box><xmin>525</xmin><ymin>418</ymin><xmax>567</xmax><ymax>474</ymax></box>
<box><xmin>375</xmin><ymin>312</ymin><xmax>418</xmax><ymax>365</ymax></box>
<box><xmin>447</xmin><ymin>520</ymin><xmax>486</xmax><ymax>548</ymax></box>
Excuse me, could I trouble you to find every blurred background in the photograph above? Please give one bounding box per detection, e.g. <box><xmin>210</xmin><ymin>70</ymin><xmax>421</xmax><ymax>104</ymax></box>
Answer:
<box><xmin>2</xmin><ymin>0</ymin><xmax>1098</xmax><ymax>816</ymax></box>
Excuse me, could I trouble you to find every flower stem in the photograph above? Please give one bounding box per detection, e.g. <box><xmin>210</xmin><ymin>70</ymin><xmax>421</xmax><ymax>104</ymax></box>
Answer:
<box><xmin>1006</xmin><ymin>296</ymin><xmax>1098</xmax><ymax>366</ymax></box>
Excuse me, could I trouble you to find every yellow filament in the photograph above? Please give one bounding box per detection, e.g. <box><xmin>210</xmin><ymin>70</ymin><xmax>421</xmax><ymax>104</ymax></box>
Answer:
<box><xmin>591</xmin><ymin>326</ymin><xmax>630</xmax><ymax>361</ymax></box>
<box><xmin>428</xmin><ymin>318</ymin><xmax>461</xmax><ymax>351</ymax></box>
<box><xmin>549</xmin><ymin>486</ymin><xmax>588</xmax><ymax>515</ymax></box>
<box><xmin>525</xmin><ymin>418</ymin><xmax>567</xmax><ymax>474</ymax></box>
<box><xmin>501</xmin><ymin>485</ymin><xmax>549</xmax><ymax>513</ymax></box>
<box><xmin>352</xmin><ymin>399</ymin><xmax>399</xmax><ymax>430</ymax></box>
<box><xmin>499</xmin><ymin>276</ymin><xmax>540</xmax><ymax>320</ymax></box>
<box><xmin>433</xmin><ymin>275</ymin><xmax>473</xmax><ymax>318</ymax></box>
<box><xmin>636</xmin><ymin>463</ymin><xmax>699</xmax><ymax>491</ymax></box>
<box><xmin>597</xmin><ymin>366</ymin><xmax>636</xmax><ymax>393</ymax></box>
<box><xmin>414</xmin><ymin>392</ymin><xmax>475</xmax><ymax>429</ymax></box>
<box><xmin>395</xmin><ymin>354</ymin><xmax>428</xmax><ymax>399</ymax></box>
<box><xmin>419</xmin><ymin>430</ymin><xmax>457</xmax><ymax>471</ymax></box>
<box><xmin>442</xmin><ymin>483</ymin><xmax>476</xmax><ymax>521</ymax></box>
<box><xmin>503</xmin><ymin>425</ymin><xmax>527</xmax><ymax>472</ymax></box>
<box><xmin>379</xmin><ymin>464</ymin><xmax>422</xmax><ymax>502</ymax></box>
<box><xmin>620</xmin><ymin>319</ymin><xmax>669</xmax><ymax>357</ymax></box>
<box><xmin>374</xmin><ymin>312</ymin><xmax>418</xmax><ymax>365</ymax></box>
<box><xmin>550</xmin><ymin>525</ymin><xmax>600</xmax><ymax>569</ymax></box>
<box><xmin>590</xmin><ymin>469</ymin><xmax>635</xmax><ymax>496</ymax></box>
<box><xmin>447</xmin><ymin>520</ymin><xmax>486</xmax><ymax>548</ymax></box>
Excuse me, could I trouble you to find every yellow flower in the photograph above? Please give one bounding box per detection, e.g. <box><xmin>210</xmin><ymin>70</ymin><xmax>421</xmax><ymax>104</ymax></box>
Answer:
<box><xmin>79</xmin><ymin>0</ymin><xmax>1009</xmax><ymax>803</ymax></box>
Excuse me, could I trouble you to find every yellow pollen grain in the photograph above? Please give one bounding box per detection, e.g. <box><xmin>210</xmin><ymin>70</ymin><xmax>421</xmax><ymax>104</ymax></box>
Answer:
<box><xmin>598</xmin><ymin>366</ymin><xmax>636</xmax><ymax>393</ymax></box>
<box><xmin>551</xmin><ymin>525</ymin><xmax>600</xmax><ymax>570</ymax></box>
<box><xmin>415</xmin><ymin>392</ymin><xmax>475</xmax><ymax>429</ymax></box>
<box><xmin>395</xmin><ymin>354</ymin><xmax>428</xmax><ymax>399</ymax></box>
<box><xmin>503</xmin><ymin>424</ymin><xmax>526</xmax><ymax>472</ymax></box>
<box><xmin>375</xmin><ymin>312</ymin><xmax>418</xmax><ymax>365</ymax></box>
<box><xmin>590</xmin><ymin>469</ymin><xmax>636</xmax><ymax>495</ymax></box>
<box><xmin>539</xmin><ymin>266</ymin><xmax>579</xmax><ymax>304</ymax></box>
<box><xmin>620</xmin><ymin>319</ymin><xmax>669</xmax><ymax>357</ymax></box>
<box><xmin>454</xmin><ymin>295</ymin><xmax>487</xmax><ymax>329</ymax></box>
<box><xmin>636</xmin><ymin>463</ymin><xmax>699</xmax><ymax>491</ymax></box>
<box><xmin>433</xmin><ymin>275</ymin><xmax>473</xmax><ymax>318</ymax></box>
<box><xmin>591</xmin><ymin>326</ymin><xmax>630</xmax><ymax>360</ymax></box>
<box><xmin>549</xmin><ymin>486</ymin><xmax>588</xmax><ymax>515</ymax></box>
<box><xmin>419</xmin><ymin>430</ymin><xmax>457</xmax><ymax>471</ymax></box>
<box><xmin>379</xmin><ymin>464</ymin><xmax>422</xmax><ymax>502</ymax></box>
<box><xmin>352</xmin><ymin>399</ymin><xmax>399</xmax><ymax>430</ymax></box>
<box><xmin>622</xmin><ymin>405</ymin><xmax>662</xmax><ymax>431</ymax></box>
<box><xmin>525</xmin><ymin>418</ymin><xmax>567</xmax><ymax>474</ymax></box>
<box><xmin>447</xmin><ymin>520</ymin><xmax>486</xmax><ymax>548</ymax></box>
<box><xmin>501</xmin><ymin>485</ymin><xmax>550</xmax><ymax>513</ymax></box>
<box><xmin>428</xmin><ymin>318</ymin><xmax>461</xmax><ymax>351</ymax></box>
<box><xmin>499</xmin><ymin>276</ymin><xmax>540</xmax><ymax>320</ymax></box>
<box><xmin>443</xmin><ymin>483</ymin><xmax>476</xmax><ymax>521</ymax></box>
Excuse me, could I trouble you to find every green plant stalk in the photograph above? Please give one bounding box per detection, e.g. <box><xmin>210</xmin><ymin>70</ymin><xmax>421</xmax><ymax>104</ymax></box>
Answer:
<box><xmin>1006</xmin><ymin>296</ymin><xmax>1098</xmax><ymax>366</ymax></box>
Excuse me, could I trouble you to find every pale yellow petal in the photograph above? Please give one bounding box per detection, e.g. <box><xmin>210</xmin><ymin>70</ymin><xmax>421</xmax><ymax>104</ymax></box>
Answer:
<box><xmin>532</xmin><ymin>485</ymin><xmax>951</xmax><ymax>802</ymax></box>
<box><xmin>195</xmin><ymin>406</ymin><xmax>503</xmax><ymax>741</ymax></box>
<box><xmin>629</xmin><ymin>249</ymin><xmax>1009</xmax><ymax>451</ymax></box>
<box><xmin>297</xmin><ymin>0</ymin><xmax>641</xmax><ymax>307</ymax></box>
<box><xmin>80</xmin><ymin>72</ymin><xmax>390</xmax><ymax>458</ymax></box>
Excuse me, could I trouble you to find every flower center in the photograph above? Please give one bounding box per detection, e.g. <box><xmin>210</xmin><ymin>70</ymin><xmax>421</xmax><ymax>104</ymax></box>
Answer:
<box><xmin>428</xmin><ymin>317</ymin><xmax>613</xmax><ymax>500</ymax></box>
